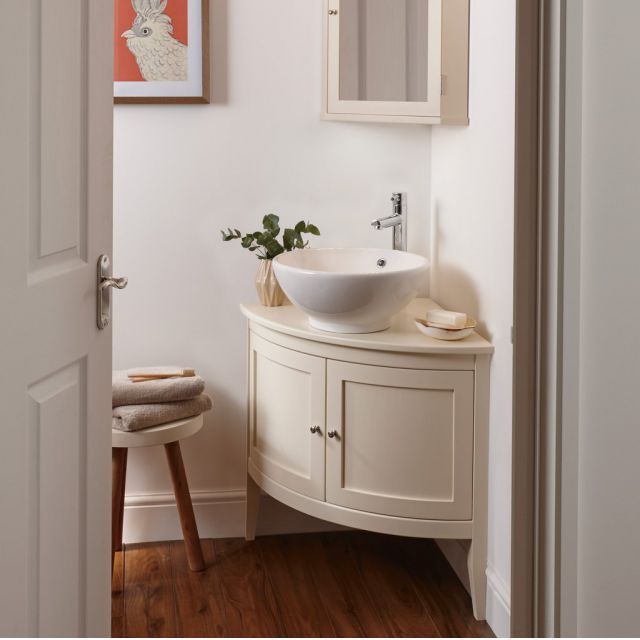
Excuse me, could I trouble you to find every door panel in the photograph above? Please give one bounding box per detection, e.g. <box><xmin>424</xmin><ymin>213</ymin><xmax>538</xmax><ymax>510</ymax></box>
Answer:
<box><xmin>326</xmin><ymin>361</ymin><xmax>474</xmax><ymax>520</ymax></box>
<box><xmin>28</xmin><ymin>362</ymin><xmax>85</xmax><ymax>636</ymax></box>
<box><xmin>39</xmin><ymin>0</ymin><xmax>85</xmax><ymax>259</ymax></box>
<box><xmin>249</xmin><ymin>333</ymin><xmax>326</xmax><ymax>500</ymax></box>
<box><xmin>0</xmin><ymin>1</ymin><xmax>113</xmax><ymax>636</ymax></box>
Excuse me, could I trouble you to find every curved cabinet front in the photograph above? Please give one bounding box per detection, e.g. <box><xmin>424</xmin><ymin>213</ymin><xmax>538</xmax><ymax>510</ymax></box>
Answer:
<box><xmin>249</xmin><ymin>330</ymin><xmax>475</xmax><ymax>521</ymax></box>
<box><xmin>249</xmin><ymin>332</ymin><xmax>326</xmax><ymax>500</ymax></box>
<box><xmin>326</xmin><ymin>360</ymin><xmax>474</xmax><ymax>520</ymax></box>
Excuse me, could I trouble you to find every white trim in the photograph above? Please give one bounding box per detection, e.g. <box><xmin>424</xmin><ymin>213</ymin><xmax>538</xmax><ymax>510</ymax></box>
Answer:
<box><xmin>538</xmin><ymin>0</ymin><xmax>583</xmax><ymax>635</ymax></box>
<box><xmin>485</xmin><ymin>566</ymin><xmax>512</xmax><ymax>638</ymax></box>
<box><xmin>121</xmin><ymin>490</ymin><xmax>343</xmax><ymax>544</ymax></box>
<box><xmin>125</xmin><ymin>489</ymin><xmax>244</xmax><ymax>508</ymax></box>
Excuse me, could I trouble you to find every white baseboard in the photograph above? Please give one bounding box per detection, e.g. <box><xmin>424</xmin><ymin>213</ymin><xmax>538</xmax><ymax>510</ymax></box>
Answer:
<box><xmin>436</xmin><ymin>540</ymin><xmax>511</xmax><ymax>638</ymax></box>
<box><xmin>485</xmin><ymin>565</ymin><xmax>511</xmax><ymax>638</ymax></box>
<box><xmin>122</xmin><ymin>489</ymin><xmax>343</xmax><ymax>544</ymax></box>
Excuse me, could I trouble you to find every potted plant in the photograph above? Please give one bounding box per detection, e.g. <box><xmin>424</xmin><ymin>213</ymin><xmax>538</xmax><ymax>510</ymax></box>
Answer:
<box><xmin>221</xmin><ymin>214</ymin><xmax>320</xmax><ymax>307</ymax></box>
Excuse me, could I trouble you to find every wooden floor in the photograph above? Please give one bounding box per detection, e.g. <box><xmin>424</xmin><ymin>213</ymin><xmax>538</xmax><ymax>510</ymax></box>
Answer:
<box><xmin>112</xmin><ymin>531</ymin><xmax>493</xmax><ymax>638</ymax></box>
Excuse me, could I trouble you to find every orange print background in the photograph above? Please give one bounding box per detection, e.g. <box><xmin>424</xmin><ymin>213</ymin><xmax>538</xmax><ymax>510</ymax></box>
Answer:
<box><xmin>114</xmin><ymin>0</ymin><xmax>189</xmax><ymax>81</ymax></box>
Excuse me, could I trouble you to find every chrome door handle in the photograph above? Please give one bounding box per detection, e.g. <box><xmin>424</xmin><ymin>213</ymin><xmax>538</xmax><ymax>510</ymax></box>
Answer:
<box><xmin>97</xmin><ymin>255</ymin><xmax>128</xmax><ymax>329</ymax></box>
<box><xmin>327</xmin><ymin>430</ymin><xmax>339</xmax><ymax>439</ymax></box>
<box><xmin>99</xmin><ymin>276</ymin><xmax>128</xmax><ymax>291</ymax></box>
<box><xmin>310</xmin><ymin>425</ymin><xmax>321</xmax><ymax>434</ymax></box>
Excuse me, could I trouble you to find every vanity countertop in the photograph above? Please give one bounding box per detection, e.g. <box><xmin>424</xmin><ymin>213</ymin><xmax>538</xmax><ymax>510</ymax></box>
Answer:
<box><xmin>240</xmin><ymin>298</ymin><xmax>494</xmax><ymax>356</ymax></box>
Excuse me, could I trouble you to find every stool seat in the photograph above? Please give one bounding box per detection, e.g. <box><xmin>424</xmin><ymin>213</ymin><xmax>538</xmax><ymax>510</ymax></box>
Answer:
<box><xmin>112</xmin><ymin>414</ymin><xmax>203</xmax><ymax>449</ymax></box>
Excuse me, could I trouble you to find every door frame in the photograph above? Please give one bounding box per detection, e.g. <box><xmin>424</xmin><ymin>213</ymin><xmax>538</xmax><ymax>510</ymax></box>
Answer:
<box><xmin>511</xmin><ymin>0</ymin><xmax>543</xmax><ymax>636</ymax></box>
<box><xmin>512</xmin><ymin>0</ymin><xmax>584</xmax><ymax>636</ymax></box>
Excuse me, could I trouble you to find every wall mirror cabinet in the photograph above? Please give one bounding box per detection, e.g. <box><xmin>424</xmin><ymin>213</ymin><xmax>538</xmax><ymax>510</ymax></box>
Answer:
<box><xmin>323</xmin><ymin>0</ymin><xmax>469</xmax><ymax>125</ymax></box>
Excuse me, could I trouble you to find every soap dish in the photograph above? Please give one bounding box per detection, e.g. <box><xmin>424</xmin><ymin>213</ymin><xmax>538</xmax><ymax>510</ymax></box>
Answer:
<box><xmin>414</xmin><ymin>317</ymin><xmax>476</xmax><ymax>341</ymax></box>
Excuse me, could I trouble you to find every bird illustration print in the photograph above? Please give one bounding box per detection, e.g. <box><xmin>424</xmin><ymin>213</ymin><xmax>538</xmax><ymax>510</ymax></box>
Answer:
<box><xmin>122</xmin><ymin>0</ymin><xmax>188</xmax><ymax>81</ymax></box>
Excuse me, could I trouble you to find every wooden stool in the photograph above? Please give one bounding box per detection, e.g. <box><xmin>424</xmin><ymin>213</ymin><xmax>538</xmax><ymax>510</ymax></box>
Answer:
<box><xmin>112</xmin><ymin>414</ymin><xmax>205</xmax><ymax>572</ymax></box>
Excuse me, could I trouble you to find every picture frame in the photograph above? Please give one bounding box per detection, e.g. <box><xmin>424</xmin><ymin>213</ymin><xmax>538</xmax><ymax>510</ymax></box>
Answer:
<box><xmin>114</xmin><ymin>0</ymin><xmax>210</xmax><ymax>104</ymax></box>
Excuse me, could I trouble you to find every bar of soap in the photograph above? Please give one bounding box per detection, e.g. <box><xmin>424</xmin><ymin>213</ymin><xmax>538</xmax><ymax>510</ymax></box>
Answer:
<box><xmin>425</xmin><ymin>309</ymin><xmax>467</xmax><ymax>330</ymax></box>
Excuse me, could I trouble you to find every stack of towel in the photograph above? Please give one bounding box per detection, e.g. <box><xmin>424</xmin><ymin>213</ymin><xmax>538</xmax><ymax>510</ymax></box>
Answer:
<box><xmin>112</xmin><ymin>367</ymin><xmax>213</xmax><ymax>432</ymax></box>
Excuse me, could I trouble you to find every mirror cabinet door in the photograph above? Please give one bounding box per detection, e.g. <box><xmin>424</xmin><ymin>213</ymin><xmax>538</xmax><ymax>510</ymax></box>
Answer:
<box><xmin>326</xmin><ymin>0</ymin><xmax>443</xmax><ymax>119</ymax></box>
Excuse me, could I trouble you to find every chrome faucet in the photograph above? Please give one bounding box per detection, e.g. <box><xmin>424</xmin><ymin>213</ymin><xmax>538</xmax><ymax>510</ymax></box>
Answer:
<box><xmin>371</xmin><ymin>193</ymin><xmax>407</xmax><ymax>251</ymax></box>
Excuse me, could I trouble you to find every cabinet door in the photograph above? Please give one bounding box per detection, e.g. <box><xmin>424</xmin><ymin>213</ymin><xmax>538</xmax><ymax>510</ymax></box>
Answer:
<box><xmin>249</xmin><ymin>333</ymin><xmax>325</xmax><ymax>500</ymax></box>
<box><xmin>326</xmin><ymin>0</ymin><xmax>442</xmax><ymax>118</ymax></box>
<box><xmin>326</xmin><ymin>361</ymin><xmax>474</xmax><ymax>520</ymax></box>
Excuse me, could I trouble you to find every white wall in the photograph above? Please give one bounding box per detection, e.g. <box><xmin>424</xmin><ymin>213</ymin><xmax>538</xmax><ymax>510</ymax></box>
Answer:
<box><xmin>113</xmin><ymin>0</ymin><xmax>431</xmax><ymax>536</ymax></box>
<box><xmin>429</xmin><ymin>1</ymin><xmax>515</xmax><ymax>636</ymax></box>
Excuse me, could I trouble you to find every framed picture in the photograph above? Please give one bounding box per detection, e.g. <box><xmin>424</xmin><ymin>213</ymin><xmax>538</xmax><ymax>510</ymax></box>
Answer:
<box><xmin>114</xmin><ymin>0</ymin><xmax>210</xmax><ymax>104</ymax></box>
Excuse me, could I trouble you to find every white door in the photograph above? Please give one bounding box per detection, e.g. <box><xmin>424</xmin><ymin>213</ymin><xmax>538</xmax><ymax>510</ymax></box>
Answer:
<box><xmin>0</xmin><ymin>1</ymin><xmax>113</xmax><ymax>636</ymax></box>
<box><xmin>248</xmin><ymin>333</ymin><xmax>326</xmax><ymax>500</ymax></box>
<box><xmin>326</xmin><ymin>360</ymin><xmax>474</xmax><ymax>520</ymax></box>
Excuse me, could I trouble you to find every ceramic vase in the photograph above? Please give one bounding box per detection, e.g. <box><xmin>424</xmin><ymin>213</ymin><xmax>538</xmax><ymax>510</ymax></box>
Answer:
<box><xmin>255</xmin><ymin>260</ymin><xmax>286</xmax><ymax>307</ymax></box>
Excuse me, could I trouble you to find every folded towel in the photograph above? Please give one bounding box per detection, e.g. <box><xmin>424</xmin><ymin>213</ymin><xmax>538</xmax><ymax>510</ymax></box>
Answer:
<box><xmin>112</xmin><ymin>367</ymin><xmax>205</xmax><ymax>408</ymax></box>
<box><xmin>112</xmin><ymin>394</ymin><xmax>213</xmax><ymax>432</ymax></box>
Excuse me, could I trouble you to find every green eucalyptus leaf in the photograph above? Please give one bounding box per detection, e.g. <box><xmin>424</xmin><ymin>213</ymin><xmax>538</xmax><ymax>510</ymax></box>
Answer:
<box><xmin>294</xmin><ymin>220</ymin><xmax>306</xmax><ymax>234</ymax></box>
<box><xmin>306</xmin><ymin>223</ymin><xmax>320</xmax><ymax>236</ymax></box>
<box><xmin>263</xmin><ymin>214</ymin><xmax>280</xmax><ymax>235</ymax></box>
<box><xmin>221</xmin><ymin>228</ymin><xmax>238</xmax><ymax>241</ymax></box>
<box><xmin>283</xmin><ymin>228</ymin><xmax>296</xmax><ymax>251</ymax></box>
<box><xmin>262</xmin><ymin>236</ymin><xmax>284</xmax><ymax>259</ymax></box>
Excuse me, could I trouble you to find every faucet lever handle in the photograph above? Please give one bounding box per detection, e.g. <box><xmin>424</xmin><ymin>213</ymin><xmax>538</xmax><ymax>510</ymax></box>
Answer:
<box><xmin>391</xmin><ymin>192</ymin><xmax>403</xmax><ymax>215</ymax></box>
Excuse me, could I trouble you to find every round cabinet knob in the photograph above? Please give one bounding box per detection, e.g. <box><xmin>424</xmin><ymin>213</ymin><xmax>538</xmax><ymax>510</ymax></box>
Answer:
<box><xmin>327</xmin><ymin>430</ymin><xmax>339</xmax><ymax>439</ymax></box>
<box><xmin>310</xmin><ymin>425</ymin><xmax>321</xmax><ymax>434</ymax></box>
<box><xmin>328</xmin><ymin>9</ymin><xmax>338</xmax><ymax>15</ymax></box>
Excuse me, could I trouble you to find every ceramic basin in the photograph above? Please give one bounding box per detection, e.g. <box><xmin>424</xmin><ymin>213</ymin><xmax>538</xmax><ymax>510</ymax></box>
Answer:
<box><xmin>273</xmin><ymin>248</ymin><xmax>429</xmax><ymax>333</ymax></box>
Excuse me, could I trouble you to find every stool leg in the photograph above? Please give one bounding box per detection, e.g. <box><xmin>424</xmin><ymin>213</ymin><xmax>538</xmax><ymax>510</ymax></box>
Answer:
<box><xmin>112</xmin><ymin>447</ymin><xmax>128</xmax><ymax>572</ymax></box>
<box><xmin>164</xmin><ymin>441</ymin><xmax>205</xmax><ymax>572</ymax></box>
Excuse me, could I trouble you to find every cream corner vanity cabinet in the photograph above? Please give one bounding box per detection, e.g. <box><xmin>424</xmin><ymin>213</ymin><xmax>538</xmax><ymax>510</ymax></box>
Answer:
<box><xmin>241</xmin><ymin>298</ymin><xmax>493</xmax><ymax>620</ymax></box>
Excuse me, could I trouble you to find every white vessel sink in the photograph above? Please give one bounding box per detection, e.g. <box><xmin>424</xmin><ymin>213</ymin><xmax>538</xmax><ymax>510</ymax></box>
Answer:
<box><xmin>273</xmin><ymin>248</ymin><xmax>429</xmax><ymax>333</ymax></box>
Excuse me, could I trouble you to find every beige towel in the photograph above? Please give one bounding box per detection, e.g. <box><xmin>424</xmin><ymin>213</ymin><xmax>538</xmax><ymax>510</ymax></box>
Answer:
<box><xmin>112</xmin><ymin>394</ymin><xmax>213</xmax><ymax>432</ymax></box>
<box><xmin>112</xmin><ymin>368</ymin><xmax>205</xmax><ymax>408</ymax></box>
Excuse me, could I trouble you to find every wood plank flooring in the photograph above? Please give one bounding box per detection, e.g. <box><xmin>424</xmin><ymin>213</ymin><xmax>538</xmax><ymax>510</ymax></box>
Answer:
<box><xmin>112</xmin><ymin>531</ymin><xmax>493</xmax><ymax>638</ymax></box>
